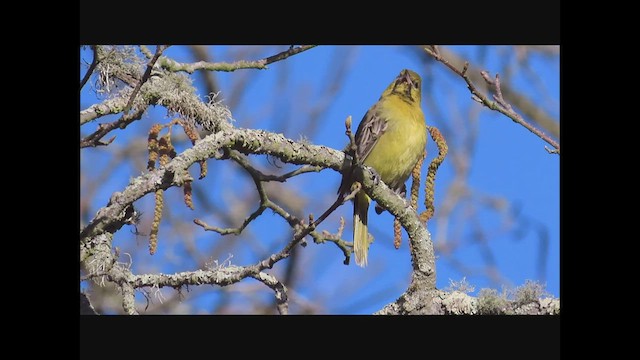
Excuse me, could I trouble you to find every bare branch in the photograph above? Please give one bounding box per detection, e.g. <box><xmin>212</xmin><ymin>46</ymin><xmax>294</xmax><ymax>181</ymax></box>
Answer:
<box><xmin>80</xmin><ymin>45</ymin><xmax>99</xmax><ymax>90</ymax></box>
<box><xmin>309</xmin><ymin>217</ymin><xmax>352</xmax><ymax>265</ymax></box>
<box><xmin>423</xmin><ymin>46</ymin><xmax>559</xmax><ymax>154</ymax></box>
<box><xmin>80</xmin><ymin>292</ymin><xmax>99</xmax><ymax>315</ymax></box>
<box><xmin>159</xmin><ymin>45</ymin><xmax>317</xmax><ymax>73</ymax></box>
<box><xmin>423</xmin><ymin>46</ymin><xmax>560</xmax><ymax>139</ymax></box>
<box><xmin>188</xmin><ymin>45</ymin><xmax>220</xmax><ymax>95</ymax></box>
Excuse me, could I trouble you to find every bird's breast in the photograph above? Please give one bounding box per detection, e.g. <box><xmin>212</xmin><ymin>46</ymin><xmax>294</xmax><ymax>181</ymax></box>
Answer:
<box><xmin>363</xmin><ymin>97</ymin><xmax>427</xmax><ymax>190</ymax></box>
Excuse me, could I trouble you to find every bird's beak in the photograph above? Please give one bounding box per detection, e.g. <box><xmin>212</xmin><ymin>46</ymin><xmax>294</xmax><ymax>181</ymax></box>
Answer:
<box><xmin>401</xmin><ymin>70</ymin><xmax>414</xmax><ymax>88</ymax></box>
<box><xmin>390</xmin><ymin>70</ymin><xmax>415</xmax><ymax>98</ymax></box>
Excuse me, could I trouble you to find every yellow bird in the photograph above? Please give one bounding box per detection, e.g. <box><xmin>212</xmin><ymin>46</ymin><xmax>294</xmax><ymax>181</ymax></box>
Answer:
<box><xmin>339</xmin><ymin>69</ymin><xmax>427</xmax><ymax>267</ymax></box>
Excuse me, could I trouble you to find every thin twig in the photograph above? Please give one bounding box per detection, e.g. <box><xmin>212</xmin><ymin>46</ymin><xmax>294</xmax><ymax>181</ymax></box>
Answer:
<box><xmin>123</xmin><ymin>45</ymin><xmax>169</xmax><ymax>114</ymax></box>
<box><xmin>188</xmin><ymin>45</ymin><xmax>220</xmax><ymax>95</ymax></box>
<box><xmin>194</xmin><ymin>142</ymin><xmax>353</xmax><ymax>265</ymax></box>
<box><xmin>80</xmin><ymin>45</ymin><xmax>99</xmax><ymax>90</ymax></box>
<box><xmin>309</xmin><ymin>217</ymin><xmax>352</xmax><ymax>265</ymax></box>
<box><xmin>276</xmin><ymin>165</ymin><xmax>324</xmax><ymax>180</ymax></box>
<box><xmin>424</xmin><ymin>46</ymin><xmax>560</xmax><ymax>154</ymax></box>
<box><xmin>309</xmin><ymin>186</ymin><xmax>356</xmax><ymax>230</ymax></box>
<box><xmin>263</xmin><ymin>45</ymin><xmax>317</xmax><ymax>66</ymax></box>
<box><xmin>229</xmin><ymin>150</ymin><xmax>323</xmax><ymax>182</ymax></box>
<box><xmin>80</xmin><ymin>106</ymin><xmax>147</xmax><ymax>148</ymax></box>
<box><xmin>198</xmin><ymin>118</ymin><xmax>353</xmax><ymax>260</ymax></box>
<box><xmin>194</xmin><ymin>216</ymin><xmax>262</xmax><ymax>236</ymax></box>
<box><xmin>159</xmin><ymin>45</ymin><xmax>317</xmax><ymax>73</ymax></box>
<box><xmin>194</xmin><ymin>150</ymin><xmax>302</xmax><ymax>236</ymax></box>
<box><xmin>195</xmin><ymin>147</ymin><xmax>346</xmax><ymax>241</ymax></box>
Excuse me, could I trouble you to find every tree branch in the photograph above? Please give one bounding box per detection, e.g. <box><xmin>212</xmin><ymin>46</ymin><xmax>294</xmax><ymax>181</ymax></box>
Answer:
<box><xmin>80</xmin><ymin>95</ymin><xmax>131</xmax><ymax>125</ymax></box>
<box><xmin>418</xmin><ymin>46</ymin><xmax>559</xmax><ymax>140</ymax></box>
<box><xmin>80</xmin><ymin>292</ymin><xmax>99</xmax><ymax>315</ymax></box>
<box><xmin>424</xmin><ymin>46</ymin><xmax>559</xmax><ymax>154</ymax></box>
<box><xmin>376</xmin><ymin>289</ymin><xmax>559</xmax><ymax>315</ymax></box>
<box><xmin>80</xmin><ymin>106</ymin><xmax>147</xmax><ymax>148</ymax></box>
<box><xmin>123</xmin><ymin>45</ymin><xmax>168</xmax><ymax>114</ymax></box>
<box><xmin>81</xmin><ymin>53</ymin><xmax>233</xmax><ymax>134</ymax></box>
<box><xmin>158</xmin><ymin>45</ymin><xmax>317</xmax><ymax>73</ymax></box>
<box><xmin>80</xmin><ymin>45</ymin><xmax>99</xmax><ymax>90</ymax></box>
<box><xmin>80</xmin><ymin>46</ymin><xmax>558</xmax><ymax>314</ymax></box>
<box><xmin>250</xmin><ymin>272</ymin><xmax>289</xmax><ymax>315</ymax></box>
<box><xmin>80</xmin><ymin>124</ymin><xmax>440</xmax><ymax>314</ymax></box>
<box><xmin>80</xmin><ymin>128</ymin><xmax>345</xmax><ymax>246</ymax></box>
<box><xmin>83</xmin><ymin>209</ymin><xmax>301</xmax><ymax>314</ymax></box>
<box><xmin>359</xmin><ymin>165</ymin><xmax>436</xmax><ymax>291</ymax></box>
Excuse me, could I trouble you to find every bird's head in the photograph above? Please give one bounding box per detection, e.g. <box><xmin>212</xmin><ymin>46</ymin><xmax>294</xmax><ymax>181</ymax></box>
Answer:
<box><xmin>382</xmin><ymin>69</ymin><xmax>422</xmax><ymax>103</ymax></box>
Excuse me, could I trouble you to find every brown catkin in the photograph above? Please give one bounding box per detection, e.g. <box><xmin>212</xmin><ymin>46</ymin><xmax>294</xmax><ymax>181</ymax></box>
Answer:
<box><xmin>149</xmin><ymin>189</ymin><xmax>163</xmax><ymax>255</ymax></box>
<box><xmin>411</xmin><ymin>149</ymin><xmax>427</xmax><ymax>209</ymax></box>
<box><xmin>420</xmin><ymin>126</ymin><xmax>448</xmax><ymax>223</ymax></box>
<box><xmin>180</xmin><ymin>119</ymin><xmax>200</xmax><ymax>145</ymax></box>
<box><xmin>184</xmin><ymin>181</ymin><xmax>194</xmax><ymax>210</ymax></box>
<box><xmin>158</xmin><ymin>134</ymin><xmax>172</xmax><ymax>166</ymax></box>
<box><xmin>147</xmin><ymin>124</ymin><xmax>163</xmax><ymax>171</ymax></box>
<box><xmin>394</xmin><ymin>218</ymin><xmax>402</xmax><ymax>249</ymax></box>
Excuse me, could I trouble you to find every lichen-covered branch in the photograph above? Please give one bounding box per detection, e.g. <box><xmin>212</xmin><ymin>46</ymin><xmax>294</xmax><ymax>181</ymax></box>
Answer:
<box><xmin>80</xmin><ymin>46</ymin><xmax>233</xmax><ymax>133</ymax></box>
<box><xmin>80</xmin><ymin>128</ymin><xmax>345</xmax><ymax>244</ymax></box>
<box><xmin>83</xmin><ymin>224</ymin><xmax>296</xmax><ymax>315</ymax></box>
<box><xmin>80</xmin><ymin>106</ymin><xmax>147</xmax><ymax>148</ymax></box>
<box><xmin>359</xmin><ymin>163</ymin><xmax>437</xmax><ymax>292</ymax></box>
<box><xmin>123</xmin><ymin>45</ymin><xmax>168</xmax><ymax>114</ymax></box>
<box><xmin>80</xmin><ymin>95</ymin><xmax>131</xmax><ymax>125</ymax></box>
<box><xmin>80</xmin><ymin>123</ymin><xmax>440</xmax><ymax>314</ymax></box>
<box><xmin>250</xmin><ymin>272</ymin><xmax>289</xmax><ymax>315</ymax></box>
<box><xmin>376</xmin><ymin>288</ymin><xmax>559</xmax><ymax>315</ymax></box>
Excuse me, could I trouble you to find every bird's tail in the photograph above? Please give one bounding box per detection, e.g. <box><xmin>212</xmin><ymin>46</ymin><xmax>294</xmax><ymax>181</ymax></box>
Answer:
<box><xmin>353</xmin><ymin>192</ymin><xmax>371</xmax><ymax>267</ymax></box>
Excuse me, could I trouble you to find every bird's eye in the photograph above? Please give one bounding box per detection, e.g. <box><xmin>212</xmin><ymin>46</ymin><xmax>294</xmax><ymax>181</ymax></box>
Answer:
<box><xmin>413</xmin><ymin>81</ymin><xmax>420</xmax><ymax>89</ymax></box>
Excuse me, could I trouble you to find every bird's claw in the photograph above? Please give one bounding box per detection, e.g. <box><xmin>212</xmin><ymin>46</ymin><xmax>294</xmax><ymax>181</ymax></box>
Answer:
<box><xmin>369</xmin><ymin>167</ymin><xmax>381</xmax><ymax>186</ymax></box>
<box><xmin>374</xmin><ymin>184</ymin><xmax>409</xmax><ymax>215</ymax></box>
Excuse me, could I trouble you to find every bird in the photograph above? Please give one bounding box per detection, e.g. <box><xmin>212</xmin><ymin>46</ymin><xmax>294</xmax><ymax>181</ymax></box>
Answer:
<box><xmin>338</xmin><ymin>69</ymin><xmax>427</xmax><ymax>267</ymax></box>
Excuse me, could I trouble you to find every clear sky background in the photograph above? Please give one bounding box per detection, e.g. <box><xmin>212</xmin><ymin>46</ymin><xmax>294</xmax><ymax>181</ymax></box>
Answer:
<box><xmin>80</xmin><ymin>45</ymin><xmax>559</xmax><ymax>314</ymax></box>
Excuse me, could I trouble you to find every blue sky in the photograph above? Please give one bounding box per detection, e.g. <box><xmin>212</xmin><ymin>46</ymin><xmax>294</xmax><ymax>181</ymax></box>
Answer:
<box><xmin>80</xmin><ymin>45</ymin><xmax>559</xmax><ymax>314</ymax></box>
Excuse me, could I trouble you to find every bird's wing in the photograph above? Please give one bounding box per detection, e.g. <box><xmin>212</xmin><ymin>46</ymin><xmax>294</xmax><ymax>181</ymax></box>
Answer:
<box><xmin>354</xmin><ymin>104</ymin><xmax>389</xmax><ymax>163</ymax></box>
<box><xmin>336</xmin><ymin>103</ymin><xmax>388</xmax><ymax>197</ymax></box>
